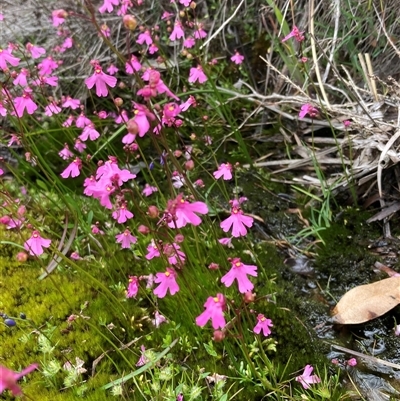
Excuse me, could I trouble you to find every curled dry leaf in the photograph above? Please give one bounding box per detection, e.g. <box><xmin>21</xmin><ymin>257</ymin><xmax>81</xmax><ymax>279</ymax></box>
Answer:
<box><xmin>331</xmin><ymin>277</ymin><xmax>400</xmax><ymax>324</ymax></box>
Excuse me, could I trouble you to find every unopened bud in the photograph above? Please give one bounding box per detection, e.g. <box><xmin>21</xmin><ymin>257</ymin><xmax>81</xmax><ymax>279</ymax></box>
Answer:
<box><xmin>185</xmin><ymin>160</ymin><xmax>194</xmax><ymax>170</ymax></box>
<box><xmin>179</xmin><ymin>11</ymin><xmax>185</xmax><ymax>17</ymax></box>
<box><xmin>16</xmin><ymin>252</ymin><xmax>28</xmax><ymax>262</ymax></box>
<box><xmin>212</xmin><ymin>330</ymin><xmax>225</xmax><ymax>342</ymax></box>
<box><xmin>173</xmin><ymin>150</ymin><xmax>182</xmax><ymax>158</ymax></box>
<box><xmin>243</xmin><ymin>291</ymin><xmax>256</xmax><ymax>304</ymax></box>
<box><xmin>147</xmin><ymin>206</ymin><xmax>159</xmax><ymax>218</ymax></box>
<box><xmin>114</xmin><ymin>97</ymin><xmax>123</xmax><ymax>107</ymax></box>
<box><xmin>190</xmin><ymin>1</ymin><xmax>197</xmax><ymax>9</ymax></box>
<box><xmin>123</xmin><ymin>15</ymin><xmax>138</xmax><ymax>30</ymax></box>
<box><xmin>138</xmin><ymin>224</ymin><xmax>150</xmax><ymax>234</ymax></box>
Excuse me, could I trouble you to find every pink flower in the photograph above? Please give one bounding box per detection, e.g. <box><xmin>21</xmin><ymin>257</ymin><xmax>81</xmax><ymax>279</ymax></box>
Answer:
<box><xmin>76</xmin><ymin>113</ymin><xmax>91</xmax><ymax>128</ymax></box>
<box><xmin>13</xmin><ymin>89</ymin><xmax>38</xmax><ymax>117</ymax></box>
<box><xmin>282</xmin><ymin>25</ymin><xmax>305</xmax><ymax>43</ymax></box>
<box><xmin>142</xmin><ymin>184</ymin><xmax>158</xmax><ymax>196</ymax></box>
<box><xmin>299</xmin><ymin>103</ymin><xmax>318</xmax><ymax>119</ymax></box>
<box><xmin>136</xmin><ymin>345</ymin><xmax>149</xmax><ymax>366</ymax></box>
<box><xmin>13</xmin><ymin>69</ymin><xmax>29</xmax><ymax>87</ymax></box>
<box><xmin>221</xmin><ymin>257</ymin><xmax>257</xmax><ymax>293</ymax></box>
<box><xmin>0</xmin><ymin>47</ymin><xmax>20</xmax><ymax>70</ymax></box>
<box><xmin>183</xmin><ymin>37</ymin><xmax>195</xmax><ymax>48</ymax></box>
<box><xmin>26</xmin><ymin>43</ymin><xmax>46</xmax><ymax>59</ymax></box>
<box><xmin>126</xmin><ymin>275</ymin><xmax>139</xmax><ymax>298</ymax></box>
<box><xmin>395</xmin><ymin>324</ymin><xmax>400</xmax><ymax>336</ymax></box>
<box><xmin>347</xmin><ymin>358</ymin><xmax>357</xmax><ymax>367</ymax></box>
<box><xmin>167</xmin><ymin>194</ymin><xmax>208</xmax><ymax>228</ymax></box>
<box><xmin>61</xmin><ymin>157</ymin><xmax>82</xmax><ymax>178</ymax></box>
<box><xmin>52</xmin><ymin>9</ymin><xmax>67</xmax><ymax>26</ymax></box>
<box><xmin>112</xmin><ymin>203</ymin><xmax>134</xmax><ymax>223</ymax></box>
<box><xmin>116</xmin><ymin>229</ymin><xmax>137</xmax><ymax>249</ymax></box>
<box><xmin>44</xmin><ymin>103</ymin><xmax>62</xmax><ymax>116</ymax></box>
<box><xmin>253</xmin><ymin>314</ymin><xmax>273</xmax><ymax>336</ymax></box>
<box><xmin>193</xmin><ymin>23</ymin><xmax>207</xmax><ymax>39</ymax></box>
<box><xmin>85</xmin><ymin>65</ymin><xmax>117</xmax><ymax>97</ymax></box>
<box><xmin>218</xmin><ymin>237</ymin><xmax>234</xmax><ymax>248</ymax></box>
<box><xmin>146</xmin><ymin>240</ymin><xmax>160</xmax><ymax>260</ymax></box>
<box><xmin>213</xmin><ymin>163</ymin><xmax>233</xmax><ymax>180</ymax></box>
<box><xmin>295</xmin><ymin>365</ymin><xmax>321</xmax><ymax>389</ymax></box>
<box><xmin>0</xmin><ymin>363</ymin><xmax>38</xmax><ymax>396</ymax></box>
<box><xmin>79</xmin><ymin>124</ymin><xmax>100</xmax><ymax>141</ymax></box>
<box><xmin>220</xmin><ymin>204</ymin><xmax>253</xmax><ymax>237</ymax></box>
<box><xmin>74</xmin><ymin>138</ymin><xmax>86</xmax><ymax>153</ymax></box>
<box><xmin>148</xmin><ymin>44</ymin><xmax>158</xmax><ymax>54</ymax></box>
<box><xmin>231</xmin><ymin>51</ymin><xmax>244</xmax><ymax>65</ymax></box>
<box><xmin>125</xmin><ymin>55</ymin><xmax>142</xmax><ymax>74</ymax></box>
<box><xmin>169</xmin><ymin>21</ymin><xmax>185</xmax><ymax>41</ymax></box>
<box><xmin>195</xmin><ymin>294</ymin><xmax>226</xmax><ymax>329</ymax></box>
<box><xmin>179</xmin><ymin>0</ymin><xmax>190</xmax><ymax>5</ymax></box>
<box><xmin>188</xmin><ymin>65</ymin><xmax>207</xmax><ymax>84</ymax></box>
<box><xmin>152</xmin><ymin>311</ymin><xmax>167</xmax><ymax>327</ymax></box>
<box><xmin>62</xmin><ymin>96</ymin><xmax>80</xmax><ymax>109</ymax></box>
<box><xmin>153</xmin><ymin>267</ymin><xmax>179</xmax><ymax>298</ymax></box>
<box><xmin>38</xmin><ymin>57</ymin><xmax>58</xmax><ymax>75</ymax></box>
<box><xmin>137</xmin><ymin>30</ymin><xmax>153</xmax><ymax>45</ymax></box>
<box><xmin>24</xmin><ymin>230</ymin><xmax>51</xmax><ymax>256</ymax></box>
<box><xmin>107</xmin><ymin>64</ymin><xmax>119</xmax><ymax>75</ymax></box>
<box><xmin>58</xmin><ymin>145</ymin><xmax>74</xmax><ymax>160</ymax></box>
<box><xmin>99</xmin><ymin>0</ymin><xmax>119</xmax><ymax>13</ymax></box>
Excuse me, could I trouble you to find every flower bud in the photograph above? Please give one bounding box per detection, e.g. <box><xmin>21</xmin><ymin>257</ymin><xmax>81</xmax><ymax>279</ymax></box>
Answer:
<box><xmin>123</xmin><ymin>15</ymin><xmax>138</xmax><ymax>30</ymax></box>
<box><xmin>185</xmin><ymin>160</ymin><xmax>194</xmax><ymax>170</ymax></box>
<box><xmin>114</xmin><ymin>97</ymin><xmax>123</xmax><ymax>107</ymax></box>
<box><xmin>147</xmin><ymin>206</ymin><xmax>159</xmax><ymax>218</ymax></box>
<box><xmin>243</xmin><ymin>291</ymin><xmax>256</xmax><ymax>304</ymax></box>
<box><xmin>208</xmin><ymin>263</ymin><xmax>219</xmax><ymax>270</ymax></box>
<box><xmin>212</xmin><ymin>330</ymin><xmax>225</xmax><ymax>342</ymax></box>
<box><xmin>138</xmin><ymin>224</ymin><xmax>150</xmax><ymax>234</ymax></box>
<box><xmin>174</xmin><ymin>234</ymin><xmax>184</xmax><ymax>243</ymax></box>
<box><xmin>179</xmin><ymin>11</ymin><xmax>185</xmax><ymax>17</ymax></box>
<box><xmin>173</xmin><ymin>150</ymin><xmax>182</xmax><ymax>158</ymax></box>
<box><xmin>16</xmin><ymin>252</ymin><xmax>28</xmax><ymax>262</ymax></box>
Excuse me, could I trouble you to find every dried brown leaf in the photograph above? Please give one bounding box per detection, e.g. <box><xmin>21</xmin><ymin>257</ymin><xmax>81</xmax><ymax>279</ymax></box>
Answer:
<box><xmin>331</xmin><ymin>277</ymin><xmax>400</xmax><ymax>324</ymax></box>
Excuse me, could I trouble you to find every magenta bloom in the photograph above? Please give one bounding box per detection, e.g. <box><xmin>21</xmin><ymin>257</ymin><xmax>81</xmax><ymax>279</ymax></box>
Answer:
<box><xmin>230</xmin><ymin>52</ymin><xmax>244</xmax><ymax>65</ymax></box>
<box><xmin>213</xmin><ymin>163</ymin><xmax>233</xmax><ymax>180</ymax></box>
<box><xmin>153</xmin><ymin>267</ymin><xmax>179</xmax><ymax>298</ymax></box>
<box><xmin>195</xmin><ymin>293</ymin><xmax>226</xmax><ymax>329</ymax></box>
<box><xmin>112</xmin><ymin>204</ymin><xmax>134</xmax><ymax>223</ymax></box>
<box><xmin>85</xmin><ymin>65</ymin><xmax>117</xmax><ymax>97</ymax></box>
<box><xmin>169</xmin><ymin>21</ymin><xmax>185</xmax><ymax>41</ymax></box>
<box><xmin>253</xmin><ymin>314</ymin><xmax>273</xmax><ymax>337</ymax></box>
<box><xmin>188</xmin><ymin>65</ymin><xmax>207</xmax><ymax>84</ymax></box>
<box><xmin>221</xmin><ymin>257</ymin><xmax>257</xmax><ymax>293</ymax></box>
<box><xmin>62</xmin><ymin>96</ymin><xmax>80</xmax><ymax>109</ymax></box>
<box><xmin>146</xmin><ymin>240</ymin><xmax>161</xmax><ymax>260</ymax></box>
<box><xmin>125</xmin><ymin>55</ymin><xmax>142</xmax><ymax>74</ymax></box>
<box><xmin>0</xmin><ymin>48</ymin><xmax>20</xmax><ymax>70</ymax></box>
<box><xmin>13</xmin><ymin>89</ymin><xmax>38</xmax><ymax>117</ymax></box>
<box><xmin>142</xmin><ymin>184</ymin><xmax>158</xmax><ymax>197</ymax></box>
<box><xmin>61</xmin><ymin>158</ymin><xmax>82</xmax><ymax>178</ymax></box>
<box><xmin>220</xmin><ymin>205</ymin><xmax>253</xmax><ymax>237</ymax></box>
<box><xmin>0</xmin><ymin>363</ymin><xmax>38</xmax><ymax>396</ymax></box>
<box><xmin>24</xmin><ymin>230</ymin><xmax>51</xmax><ymax>256</ymax></box>
<box><xmin>295</xmin><ymin>365</ymin><xmax>321</xmax><ymax>389</ymax></box>
<box><xmin>167</xmin><ymin>194</ymin><xmax>209</xmax><ymax>228</ymax></box>
<box><xmin>116</xmin><ymin>229</ymin><xmax>137</xmax><ymax>249</ymax></box>
<box><xmin>282</xmin><ymin>25</ymin><xmax>305</xmax><ymax>43</ymax></box>
<box><xmin>299</xmin><ymin>103</ymin><xmax>318</xmax><ymax>119</ymax></box>
<box><xmin>126</xmin><ymin>276</ymin><xmax>139</xmax><ymax>298</ymax></box>
<box><xmin>137</xmin><ymin>30</ymin><xmax>153</xmax><ymax>45</ymax></box>
<box><xmin>26</xmin><ymin>43</ymin><xmax>46</xmax><ymax>59</ymax></box>
<box><xmin>347</xmin><ymin>358</ymin><xmax>357</xmax><ymax>367</ymax></box>
<box><xmin>79</xmin><ymin>124</ymin><xmax>100</xmax><ymax>141</ymax></box>
<box><xmin>99</xmin><ymin>0</ymin><xmax>119</xmax><ymax>13</ymax></box>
